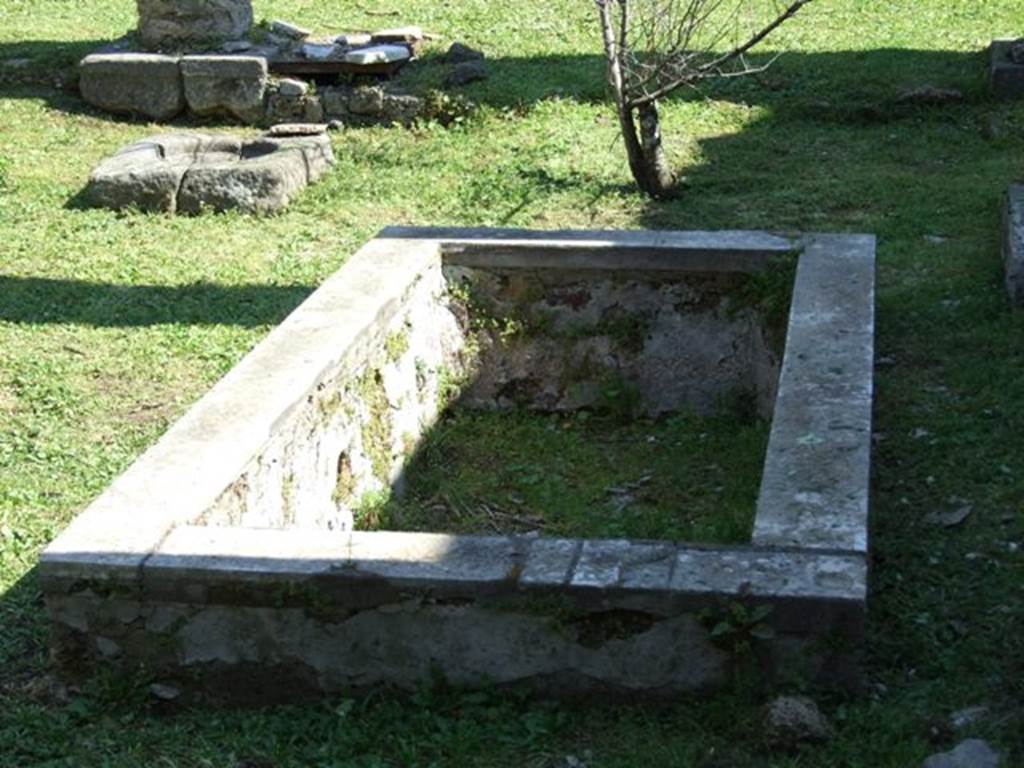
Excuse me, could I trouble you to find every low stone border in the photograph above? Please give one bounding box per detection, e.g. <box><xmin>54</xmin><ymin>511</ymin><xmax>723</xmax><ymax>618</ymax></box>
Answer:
<box><xmin>77</xmin><ymin>48</ymin><xmax>462</xmax><ymax>127</ymax></box>
<box><xmin>1004</xmin><ymin>184</ymin><xmax>1024</xmax><ymax>305</ymax></box>
<box><xmin>40</xmin><ymin>228</ymin><xmax>876</xmax><ymax>701</ymax></box>
<box><xmin>84</xmin><ymin>130</ymin><xmax>334</xmax><ymax>214</ymax></box>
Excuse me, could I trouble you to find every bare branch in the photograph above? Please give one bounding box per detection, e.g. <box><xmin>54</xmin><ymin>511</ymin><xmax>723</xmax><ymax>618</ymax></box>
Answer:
<box><xmin>620</xmin><ymin>0</ymin><xmax>814</xmax><ymax>107</ymax></box>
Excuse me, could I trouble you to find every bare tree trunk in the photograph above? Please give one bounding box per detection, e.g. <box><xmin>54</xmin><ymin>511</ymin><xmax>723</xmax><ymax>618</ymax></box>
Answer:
<box><xmin>635</xmin><ymin>100</ymin><xmax>676</xmax><ymax>198</ymax></box>
<box><xmin>598</xmin><ymin>0</ymin><xmax>677</xmax><ymax>199</ymax></box>
<box><xmin>617</xmin><ymin>101</ymin><xmax>676</xmax><ymax>199</ymax></box>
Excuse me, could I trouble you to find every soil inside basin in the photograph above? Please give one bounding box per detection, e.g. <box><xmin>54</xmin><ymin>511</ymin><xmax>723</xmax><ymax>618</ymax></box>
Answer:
<box><xmin>354</xmin><ymin>404</ymin><xmax>769</xmax><ymax>542</ymax></box>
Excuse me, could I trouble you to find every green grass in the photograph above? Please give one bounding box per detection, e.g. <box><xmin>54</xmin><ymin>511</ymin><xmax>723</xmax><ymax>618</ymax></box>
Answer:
<box><xmin>2</xmin><ymin>0</ymin><xmax>1024</xmax><ymax>765</ymax></box>
<box><xmin>358</xmin><ymin>407</ymin><xmax>767</xmax><ymax>541</ymax></box>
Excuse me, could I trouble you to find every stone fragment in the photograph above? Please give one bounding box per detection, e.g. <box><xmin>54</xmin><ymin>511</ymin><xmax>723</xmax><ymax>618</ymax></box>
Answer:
<box><xmin>949</xmin><ymin>705</ymin><xmax>989</xmax><ymax>730</ymax></box>
<box><xmin>763</xmin><ymin>696</ymin><xmax>830</xmax><ymax>749</ymax></box>
<box><xmin>79</xmin><ymin>53</ymin><xmax>185</xmax><ymax>121</ymax></box>
<box><xmin>180</xmin><ymin>55</ymin><xmax>268</xmax><ymax>123</ymax></box>
<box><xmin>335</xmin><ymin>33</ymin><xmax>372</xmax><ymax>48</ymax></box>
<box><xmin>925</xmin><ymin>503</ymin><xmax>973</xmax><ymax>528</ymax></box>
<box><xmin>896</xmin><ymin>85</ymin><xmax>964</xmax><ymax>105</ymax></box>
<box><xmin>922</xmin><ymin>739</ymin><xmax>1000</xmax><ymax>768</ymax></box>
<box><xmin>371</xmin><ymin>26</ymin><xmax>424</xmax><ymax>44</ymax></box>
<box><xmin>221</xmin><ymin>40</ymin><xmax>253</xmax><ymax>53</ymax></box>
<box><xmin>266</xmin><ymin>91</ymin><xmax>322</xmax><ymax>125</ymax></box>
<box><xmin>302</xmin><ymin>43</ymin><xmax>339</xmax><ymax>61</ymax></box>
<box><xmin>95</xmin><ymin>636</ymin><xmax>122</xmax><ymax>658</ymax></box>
<box><xmin>271</xmin><ymin>20</ymin><xmax>311</xmax><ymax>40</ymax></box>
<box><xmin>267</xmin><ymin>122</ymin><xmax>327</xmax><ymax>136</ymax></box>
<box><xmin>137</xmin><ymin>0</ymin><xmax>253</xmax><ymax>51</ymax></box>
<box><xmin>343</xmin><ymin>45</ymin><xmax>411</xmax><ymax>65</ymax></box>
<box><xmin>380</xmin><ymin>93</ymin><xmax>423</xmax><ymax>125</ymax></box>
<box><xmin>303</xmin><ymin>97</ymin><xmax>325</xmax><ymax>123</ymax></box>
<box><xmin>348</xmin><ymin>85</ymin><xmax>384</xmax><ymax>115</ymax></box>
<box><xmin>327</xmin><ymin>119</ymin><xmax>344</xmax><ymax>132</ymax></box>
<box><xmin>445</xmin><ymin>42</ymin><xmax>485</xmax><ymax>63</ymax></box>
<box><xmin>1004</xmin><ymin>184</ymin><xmax>1024</xmax><ymax>305</ymax></box>
<box><xmin>320</xmin><ymin>86</ymin><xmax>350</xmax><ymax>117</ymax></box>
<box><xmin>446</xmin><ymin>59</ymin><xmax>488</xmax><ymax>88</ymax></box>
<box><xmin>149</xmin><ymin>683</ymin><xmax>182</xmax><ymax>700</ymax></box>
<box><xmin>277</xmin><ymin>78</ymin><xmax>309</xmax><ymax>98</ymax></box>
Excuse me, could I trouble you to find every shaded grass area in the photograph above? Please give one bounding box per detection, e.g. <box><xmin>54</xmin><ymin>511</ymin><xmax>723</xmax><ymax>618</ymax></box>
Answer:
<box><xmin>359</xmin><ymin>408</ymin><xmax>767</xmax><ymax>542</ymax></box>
<box><xmin>1</xmin><ymin>0</ymin><xmax>1024</xmax><ymax>765</ymax></box>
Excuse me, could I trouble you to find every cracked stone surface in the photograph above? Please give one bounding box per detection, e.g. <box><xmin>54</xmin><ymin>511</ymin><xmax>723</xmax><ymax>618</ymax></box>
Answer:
<box><xmin>137</xmin><ymin>0</ymin><xmax>253</xmax><ymax>51</ymax></box>
<box><xmin>180</xmin><ymin>55</ymin><xmax>267</xmax><ymax>123</ymax></box>
<box><xmin>85</xmin><ymin>132</ymin><xmax>334</xmax><ymax>214</ymax></box>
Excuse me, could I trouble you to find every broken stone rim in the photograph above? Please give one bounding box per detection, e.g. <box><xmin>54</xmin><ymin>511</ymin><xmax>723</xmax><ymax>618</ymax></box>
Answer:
<box><xmin>39</xmin><ymin>228</ymin><xmax>875</xmax><ymax>668</ymax></box>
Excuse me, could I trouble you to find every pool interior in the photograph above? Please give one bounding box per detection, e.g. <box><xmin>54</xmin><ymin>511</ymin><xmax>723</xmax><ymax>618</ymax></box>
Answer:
<box><xmin>355</xmin><ymin>259</ymin><xmax>796</xmax><ymax>543</ymax></box>
<box><xmin>192</xmin><ymin>248</ymin><xmax>798</xmax><ymax>543</ymax></box>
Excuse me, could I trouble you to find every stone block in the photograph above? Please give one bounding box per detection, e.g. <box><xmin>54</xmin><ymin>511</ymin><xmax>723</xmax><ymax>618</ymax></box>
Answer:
<box><xmin>86</xmin><ymin>133</ymin><xmax>239</xmax><ymax>212</ymax></box>
<box><xmin>270</xmin><ymin>20</ymin><xmax>311</xmax><ymax>41</ymax></box>
<box><xmin>320</xmin><ymin>86</ymin><xmax>350</xmax><ymax>118</ymax></box>
<box><xmin>137</xmin><ymin>0</ymin><xmax>253</xmax><ymax>51</ymax></box>
<box><xmin>177</xmin><ymin>135</ymin><xmax>332</xmax><ymax>215</ymax></box>
<box><xmin>180</xmin><ymin>55</ymin><xmax>267</xmax><ymax>123</ymax></box>
<box><xmin>348</xmin><ymin>85</ymin><xmax>384</xmax><ymax>115</ymax></box>
<box><xmin>84</xmin><ymin>132</ymin><xmax>333</xmax><ymax>215</ymax></box>
<box><xmin>79</xmin><ymin>53</ymin><xmax>185</xmax><ymax>121</ymax></box>
<box><xmin>277</xmin><ymin>78</ymin><xmax>308</xmax><ymax>98</ymax></box>
<box><xmin>519</xmin><ymin>538</ymin><xmax>579</xmax><ymax>587</ymax></box>
<box><xmin>266</xmin><ymin>91</ymin><xmax>323</xmax><ymax>126</ymax></box>
<box><xmin>990</xmin><ymin>39</ymin><xmax>1024</xmax><ymax>100</ymax></box>
<box><xmin>1004</xmin><ymin>184</ymin><xmax>1024</xmax><ymax>305</ymax></box>
<box><xmin>381</xmin><ymin>93</ymin><xmax>423</xmax><ymax>125</ymax></box>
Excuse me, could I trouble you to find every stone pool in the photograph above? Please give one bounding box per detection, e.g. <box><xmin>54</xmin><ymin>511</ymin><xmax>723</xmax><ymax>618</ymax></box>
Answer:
<box><xmin>41</xmin><ymin>228</ymin><xmax>875</xmax><ymax>703</ymax></box>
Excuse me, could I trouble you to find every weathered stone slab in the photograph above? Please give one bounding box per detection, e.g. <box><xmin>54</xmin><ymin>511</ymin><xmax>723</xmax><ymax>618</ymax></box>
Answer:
<box><xmin>85</xmin><ymin>133</ymin><xmax>240</xmax><ymax>213</ymax></box>
<box><xmin>180</xmin><ymin>55</ymin><xmax>267</xmax><ymax>123</ymax></box>
<box><xmin>343</xmin><ymin>45</ymin><xmax>411</xmax><ymax>66</ymax></box>
<box><xmin>990</xmin><ymin>39</ymin><xmax>1024</xmax><ymax>100</ymax></box>
<box><xmin>177</xmin><ymin>134</ymin><xmax>332</xmax><ymax>214</ymax></box>
<box><xmin>137</xmin><ymin>0</ymin><xmax>253</xmax><ymax>51</ymax></box>
<box><xmin>79</xmin><ymin>53</ymin><xmax>185</xmax><ymax>121</ymax></box>
<box><xmin>270</xmin><ymin>20</ymin><xmax>311</xmax><ymax>41</ymax></box>
<box><xmin>381</xmin><ymin>226</ymin><xmax>795</xmax><ymax>272</ymax></box>
<box><xmin>1004</xmin><ymin>184</ymin><xmax>1024</xmax><ymax>305</ymax></box>
<box><xmin>752</xmin><ymin>234</ymin><xmax>875</xmax><ymax>552</ymax></box>
<box><xmin>84</xmin><ymin>132</ymin><xmax>333</xmax><ymax>215</ymax></box>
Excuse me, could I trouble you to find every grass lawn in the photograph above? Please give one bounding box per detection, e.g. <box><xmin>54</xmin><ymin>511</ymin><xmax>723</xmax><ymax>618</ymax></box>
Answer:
<box><xmin>1</xmin><ymin>0</ymin><xmax>1023</xmax><ymax>765</ymax></box>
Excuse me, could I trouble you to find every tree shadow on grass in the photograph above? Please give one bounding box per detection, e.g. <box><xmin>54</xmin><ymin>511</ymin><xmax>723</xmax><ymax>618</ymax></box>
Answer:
<box><xmin>0</xmin><ymin>276</ymin><xmax>313</xmax><ymax>327</ymax></box>
<box><xmin>627</xmin><ymin>48</ymin><xmax>1015</xmax><ymax>235</ymax></box>
<box><xmin>0</xmin><ymin>36</ymin><xmax>992</xmax><ymax>122</ymax></box>
<box><xmin>0</xmin><ymin>566</ymin><xmax>50</xmax><ymax>697</ymax></box>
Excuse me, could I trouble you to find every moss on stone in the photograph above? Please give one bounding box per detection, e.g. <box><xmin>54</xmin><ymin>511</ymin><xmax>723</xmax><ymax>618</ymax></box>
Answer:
<box><xmin>358</xmin><ymin>368</ymin><xmax>393</xmax><ymax>484</ymax></box>
<box><xmin>730</xmin><ymin>252</ymin><xmax>799</xmax><ymax>355</ymax></box>
<box><xmin>384</xmin><ymin>328</ymin><xmax>411</xmax><ymax>363</ymax></box>
<box><xmin>281</xmin><ymin>472</ymin><xmax>297</xmax><ymax>526</ymax></box>
<box><xmin>332</xmin><ymin>453</ymin><xmax>356</xmax><ymax>506</ymax></box>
